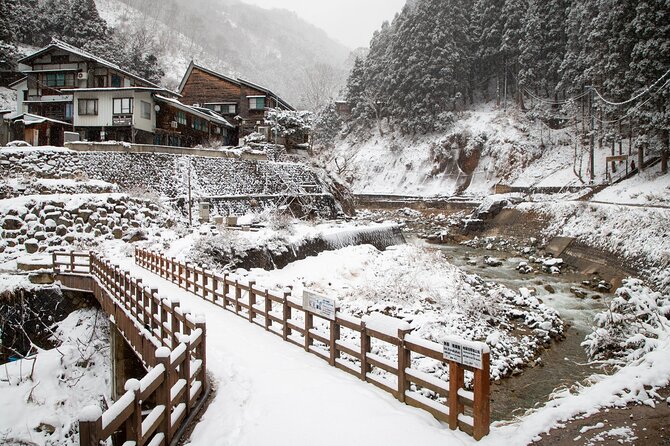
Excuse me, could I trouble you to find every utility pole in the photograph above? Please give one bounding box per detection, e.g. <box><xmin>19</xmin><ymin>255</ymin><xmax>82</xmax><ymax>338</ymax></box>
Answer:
<box><xmin>187</xmin><ymin>159</ymin><xmax>193</xmax><ymax>227</ymax></box>
<box><xmin>588</xmin><ymin>86</ymin><xmax>595</xmax><ymax>183</ymax></box>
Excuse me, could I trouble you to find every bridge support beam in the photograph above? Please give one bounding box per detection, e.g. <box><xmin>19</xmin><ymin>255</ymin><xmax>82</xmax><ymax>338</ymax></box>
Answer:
<box><xmin>110</xmin><ymin>320</ymin><xmax>145</xmax><ymax>401</ymax></box>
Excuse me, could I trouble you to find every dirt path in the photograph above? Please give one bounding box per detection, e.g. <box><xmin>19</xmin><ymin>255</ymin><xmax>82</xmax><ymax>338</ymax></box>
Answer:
<box><xmin>535</xmin><ymin>388</ymin><xmax>670</xmax><ymax>445</ymax></box>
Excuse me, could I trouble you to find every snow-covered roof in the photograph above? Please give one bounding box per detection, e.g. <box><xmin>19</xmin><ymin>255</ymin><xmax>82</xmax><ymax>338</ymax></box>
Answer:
<box><xmin>18</xmin><ymin>39</ymin><xmax>162</xmax><ymax>90</ymax></box>
<box><xmin>154</xmin><ymin>95</ymin><xmax>235</xmax><ymax>129</ymax></box>
<box><xmin>179</xmin><ymin>61</ymin><xmax>295</xmax><ymax>111</ymax></box>
<box><xmin>7</xmin><ymin>112</ymin><xmax>72</xmax><ymax>127</ymax></box>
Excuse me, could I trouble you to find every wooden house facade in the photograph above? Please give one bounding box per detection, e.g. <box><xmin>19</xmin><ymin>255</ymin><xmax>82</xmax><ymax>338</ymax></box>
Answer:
<box><xmin>9</xmin><ymin>40</ymin><xmax>234</xmax><ymax>147</ymax></box>
<box><xmin>178</xmin><ymin>62</ymin><xmax>295</xmax><ymax>142</ymax></box>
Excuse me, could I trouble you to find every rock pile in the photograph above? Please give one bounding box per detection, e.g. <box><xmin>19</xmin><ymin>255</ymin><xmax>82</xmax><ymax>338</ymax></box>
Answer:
<box><xmin>0</xmin><ymin>195</ymin><xmax>161</xmax><ymax>257</ymax></box>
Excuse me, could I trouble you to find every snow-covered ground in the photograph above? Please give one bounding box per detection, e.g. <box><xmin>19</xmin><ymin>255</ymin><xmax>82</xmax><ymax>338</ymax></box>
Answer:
<box><xmin>329</xmin><ymin>103</ymin><xmax>650</xmax><ymax>197</ymax></box>
<box><xmin>0</xmin><ymin>309</ymin><xmax>110</xmax><ymax>446</ymax></box>
<box><xmin>0</xmin><ymin>87</ymin><xmax>16</xmax><ymax>112</ymax></box>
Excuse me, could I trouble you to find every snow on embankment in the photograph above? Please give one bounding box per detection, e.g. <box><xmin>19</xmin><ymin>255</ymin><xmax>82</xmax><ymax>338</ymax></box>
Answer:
<box><xmin>249</xmin><ymin>243</ymin><xmax>563</xmax><ymax>382</ymax></box>
<box><xmin>0</xmin><ymin>309</ymin><xmax>110</xmax><ymax>446</ymax></box>
<box><xmin>518</xmin><ymin>200</ymin><xmax>670</xmax><ymax>293</ymax></box>
<box><xmin>330</xmin><ymin>104</ymin><xmax>626</xmax><ymax>197</ymax></box>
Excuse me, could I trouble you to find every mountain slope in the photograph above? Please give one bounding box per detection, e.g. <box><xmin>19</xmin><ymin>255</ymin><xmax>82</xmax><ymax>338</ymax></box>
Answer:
<box><xmin>96</xmin><ymin>0</ymin><xmax>351</xmax><ymax>108</ymax></box>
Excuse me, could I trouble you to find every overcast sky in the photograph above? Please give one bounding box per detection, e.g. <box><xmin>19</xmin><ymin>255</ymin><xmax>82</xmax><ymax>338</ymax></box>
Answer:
<box><xmin>238</xmin><ymin>0</ymin><xmax>407</xmax><ymax>49</ymax></box>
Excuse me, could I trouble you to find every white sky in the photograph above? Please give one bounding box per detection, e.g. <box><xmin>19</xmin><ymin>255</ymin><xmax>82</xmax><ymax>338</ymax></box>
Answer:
<box><xmin>237</xmin><ymin>0</ymin><xmax>407</xmax><ymax>49</ymax></box>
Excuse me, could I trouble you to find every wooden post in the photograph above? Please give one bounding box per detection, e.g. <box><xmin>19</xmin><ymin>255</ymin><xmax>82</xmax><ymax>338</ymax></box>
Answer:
<box><xmin>397</xmin><ymin>329</ymin><xmax>411</xmax><ymax>403</ymax></box>
<box><xmin>304</xmin><ymin>311</ymin><xmax>313</xmax><ymax>352</ymax></box>
<box><xmin>178</xmin><ymin>262</ymin><xmax>183</xmax><ymax>288</ymax></box>
<box><xmin>171</xmin><ymin>301</ymin><xmax>181</xmax><ymax>349</ymax></box>
<box><xmin>473</xmin><ymin>352</ymin><xmax>491</xmax><ymax>440</ymax></box>
<box><xmin>264</xmin><ymin>290</ymin><xmax>271</xmax><ymax>331</ymax></box>
<box><xmin>211</xmin><ymin>274</ymin><xmax>218</xmax><ymax>305</ymax></box>
<box><xmin>155</xmin><ymin>353</ymin><xmax>172</xmax><ymax>444</ymax></box>
<box><xmin>360</xmin><ymin>322</ymin><xmax>370</xmax><ymax>381</ymax></box>
<box><xmin>182</xmin><ymin>340</ymin><xmax>192</xmax><ymax>413</ymax></box>
<box><xmin>78</xmin><ymin>415</ymin><xmax>102</xmax><ymax>446</ymax></box>
<box><xmin>248</xmin><ymin>282</ymin><xmax>257</xmax><ymax>323</ymax></box>
<box><xmin>448</xmin><ymin>361</ymin><xmax>465</xmax><ymax>430</ymax></box>
<box><xmin>234</xmin><ymin>281</ymin><xmax>241</xmax><ymax>314</ymax></box>
<box><xmin>221</xmin><ymin>274</ymin><xmax>229</xmax><ymax>309</ymax></box>
<box><xmin>185</xmin><ymin>263</ymin><xmax>191</xmax><ymax>292</ymax></box>
<box><xmin>124</xmin><ymin>383</ymin><xmax>142</xmax><ymax>444</ymax></box>
<box><xmin>196</xmin><ymin>320</ymin><xmax>207</xmax><ymax>386</ymax></box>
<box><xmin>282</xmin><ymin>291</ymin><xmax>290</xmax><ymax>341</ymax></box>
<box><xmin>329</xmin><ymin>320</ymin><xmax>340</xmax><ymax>366</ymax></box>
<box><xmin>203</xmin><ymin>270</ymin><xmax>209</xmax><ymax>301</ymax></box>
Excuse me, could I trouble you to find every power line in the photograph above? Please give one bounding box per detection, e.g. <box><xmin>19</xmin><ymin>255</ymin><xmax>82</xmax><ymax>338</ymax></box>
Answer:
<box><xmin>591</xmin><ymin>67</ymin><xmax>670</xmax><ymax>106</ymax></box>
<box><xmin>592</xmin><ymin>78</ymin><xmax>670</xmax><ymax>125</ymax></box>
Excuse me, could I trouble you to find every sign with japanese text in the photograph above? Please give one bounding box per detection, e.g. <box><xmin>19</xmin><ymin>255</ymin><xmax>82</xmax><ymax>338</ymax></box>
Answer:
<box><xmin>303</xmin><ymin>290</ymin><xmax>336</xmax><ymax>321</ymax></box>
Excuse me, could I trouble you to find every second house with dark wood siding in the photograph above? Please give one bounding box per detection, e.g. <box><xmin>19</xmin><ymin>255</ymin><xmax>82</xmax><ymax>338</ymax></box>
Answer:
<box><xmin>178</xmin><ymin>62</ymin><xmax>295</xmax><ymax>143</ymax></box>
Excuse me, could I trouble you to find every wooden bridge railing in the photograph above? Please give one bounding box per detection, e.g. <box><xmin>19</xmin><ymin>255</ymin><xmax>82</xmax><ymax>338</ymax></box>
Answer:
<box><xmin>52</xmin><ymin>251</ymin><xmax>208</xmax><ymax>446</ymax></box>
<box><xmin>135</xmin><ymin>248</ymin><xmax>490</xmax><ymax>440</ymax></box>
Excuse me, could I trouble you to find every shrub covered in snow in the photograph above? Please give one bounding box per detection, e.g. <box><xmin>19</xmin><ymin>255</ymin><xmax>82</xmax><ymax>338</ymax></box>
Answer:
<box><xmin>583</xmin><ymin>279</ymin><xmax>670</xmax><ymax>365</ymax></box>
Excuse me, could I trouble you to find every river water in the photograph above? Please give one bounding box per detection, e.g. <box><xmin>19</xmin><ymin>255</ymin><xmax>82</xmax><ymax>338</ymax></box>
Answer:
<box><xmin>407</xmin><ymin>235</ymin><xmax>610</xmax><ymax>421</ymax></box>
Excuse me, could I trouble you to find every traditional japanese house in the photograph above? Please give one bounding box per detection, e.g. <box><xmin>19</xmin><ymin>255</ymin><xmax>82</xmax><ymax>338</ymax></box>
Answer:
<box><xmin>178</xmin><ymin>62</ymin><xmax>295</xmax><ymax>142</ymax></box>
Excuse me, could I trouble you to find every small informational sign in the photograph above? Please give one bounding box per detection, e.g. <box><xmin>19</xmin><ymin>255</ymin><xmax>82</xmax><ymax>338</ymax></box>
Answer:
<box><xmin>606</xmin><ymin>155</ymin><xmax>629</xmax><ymax>162</ymax></box>
<box><xmin>443</xmin><ymin>337</ymin><xmax>485</xmax><ymax>370</ymax></box>
<box><xmin>302</xmin><ymin>290</ymin><xmax>336</xmax><ymax>321</ymax></box>
<box><xmin>461</xmin><ymin>343</ymin><xmax>484</xmax><ymax>369</ymax></box>
<box><xmin>443</xmin><ymin>338</ymin><xmax>463</xmax><ymax>363</ymax></box>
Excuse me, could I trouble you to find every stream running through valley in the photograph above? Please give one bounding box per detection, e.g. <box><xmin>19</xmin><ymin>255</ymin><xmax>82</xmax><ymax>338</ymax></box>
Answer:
<box><xmin>407</xmin><ymin>234</ymin><xmax>610</xmax><ymax>421</ymax></box>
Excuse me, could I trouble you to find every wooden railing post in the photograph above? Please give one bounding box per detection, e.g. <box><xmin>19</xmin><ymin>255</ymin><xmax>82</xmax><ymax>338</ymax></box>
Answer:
<box><xmin>155</xmin><ymin>350</ymin><xmax>172</xmax><ymax>444</ymax></box>
<box><xmin>304</xmin><ymin>310</ymin><xmax>313</xmax><ymax>352</ymax></box>
<box><xmin>360</xmin><ymin>322</ymin><xmax>370</xmax><ymax>381</ymax></box>
<box><xmin>282</xmin><ymin>291</ymin><xmax>291</xmax><ymax>341</ymax></box>
<box><xmin>473</xmin><ymin>352</ymin><xmax>491</xmax><ymax>440</ymax></box>
<box><xmin>397</xmin><ymin>328</ymin><xmax>412</xmax><ymax>403</ymax></box>
<box><xmin>181</xmin><ymin>340</ymin><xmax>192</xmax><ymax>413</ymax></box>
<box><xmin>171</xmin><ymin>300</ymin><xmax>181</xmax><ymax>348</ymax></box>
<box><xmin>264</xmin><ymin>290</ymin><xmax>271</xmax><ymax>331</ymax></box>
<box><xmin>234</xmin><ymin>281</ymin><xmax>241</xmax><ymax>314</ymax></box>
<box><xmin>248</xmin><ymin>282</ymin><xmax>257</xmax><ymax>323</ymax></box>
<box><xmin>448</xmin><ymin>361</ymin><xmax>465</xmax><ymax>431</ymax></box>
<box><xmin>185</xmin><ymin>263</ymin><xmax>191</xmax><ymax>292</ymax></box>
<box><xmin>329</xmin><ymin>319</ymin><xmax>340</xmax><ymax>366</ymax></box>
<box><xmin>78</xmin><ymin>406</ymin><xmax>102</xmax><ymax>446</ymax></box>
<box><xmin>124</xmin><ymin>380</ymin><xmax>142</xmax><ymax>444</ymax></box>
<box><xmin>212</xmin><ymin>275</ymin><xmax>219</xmax><ymax>306</ymax></box>
<box><xmin>196</xmin><ymin>320</ymin><xmax>207</xmax><ymax>386</ymax></box>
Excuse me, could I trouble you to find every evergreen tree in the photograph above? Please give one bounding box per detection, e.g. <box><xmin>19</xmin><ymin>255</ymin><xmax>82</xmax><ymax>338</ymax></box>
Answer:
<box><xmin>62</xmin><ymin>0</ymin><xmax>109</xmax><ymax>48</ymax></box>
<box><xmin>0</xmin><ymin>0</ymin><xmax>18</xmax><ymax>70</ymax></box>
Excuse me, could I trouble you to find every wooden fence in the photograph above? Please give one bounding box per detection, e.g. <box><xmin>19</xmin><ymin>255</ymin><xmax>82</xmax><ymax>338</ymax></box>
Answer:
<box><xmin>134</xmin><ymin>248</ymin><xmax>491</xmax><ymax>439</ymax></box>
<box><xmin>52</xmin><ymin>251</ymin><xmax>208</xmax><ymax>446</ymax></box>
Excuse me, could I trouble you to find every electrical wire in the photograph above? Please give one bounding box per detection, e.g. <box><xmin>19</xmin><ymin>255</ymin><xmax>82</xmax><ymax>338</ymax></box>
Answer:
<box><xmin>592</xmin><ymin>78</ymin><xmax>670</xmax><ymax>125</ymax></box>
<box><xmin>591</xmin><ymin>67</ymin><xmax>670</xmax><ymax>106</ymax></box>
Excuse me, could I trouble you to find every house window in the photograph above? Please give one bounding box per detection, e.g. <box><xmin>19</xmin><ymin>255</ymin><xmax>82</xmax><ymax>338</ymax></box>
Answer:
<box><xmin>78</xmin><ymin>99</ymin><xmax>98</xmax><ymax>116</ymax></box>
<box><xmin>113</xmin><ymin>98</ymin><xmax>133</xmax><ymax>115</ymax></box>
<box><xmin>95</xmin><ymin>75</ymin><xmax>106</xmax><ymax>88</ymax></box>
<box><xmin>192</xmin><ymin>118</ymin><xmax>207</xmax><ymax>132</ymax></box>
<box><xmin>248</xmin><ymin>97</ymin><xmax>265</xmax><ymax>110</ymax></box>
<box><xmin>222</xmin><ymin>104</ymin><xmax>236</xmax><ymax>114</ymax></box>
<box><xmin>176</xmin><ymin>111</ymin><xmax>187</xmax><ymax>125</ymax></box>
<box><xmin>111</xmin><ymin>74</ymin><xmax>122</xmax><ymax>88</ymax></box>
<box><xmin>22</xmin><ymin>90</ymin><xmax>28</xmax><ymax>101</ymax></box>
<box><xmin>45</xmin><ymin>73</ymin><xmax>73</xmax><ymax>87</ymax></box>
<box><xmin>65</xmin><ymin>103</ymin><xmax>73</xmax><ymax>120</ymax></box>
<box><xmin>141</xmin><ymin>101</ymin><xmax>151</xmax><ymax>119</ymax></box>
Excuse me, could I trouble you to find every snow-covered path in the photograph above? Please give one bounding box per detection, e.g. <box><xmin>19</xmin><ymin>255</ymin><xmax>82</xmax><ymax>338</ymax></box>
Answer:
<box><xmin>117</xmin><ymin>258</ymin><xmax>469</xmax><ymax>446</ymax></box>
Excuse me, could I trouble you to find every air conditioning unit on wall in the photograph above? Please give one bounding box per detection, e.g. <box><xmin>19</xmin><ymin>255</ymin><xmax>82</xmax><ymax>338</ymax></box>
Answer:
<box><xmin>170</xmin><ymin>121</ymin><xmax>178</xmax><ymax>128</ymax></box>
<box><xmin>77</xmin><ymin>72</ymin><xmax>89</xmax><ymax>80</ymax></box>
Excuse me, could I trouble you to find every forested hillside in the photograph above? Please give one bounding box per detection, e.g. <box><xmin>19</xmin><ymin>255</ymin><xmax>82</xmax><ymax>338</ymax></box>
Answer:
<box><xmin>1</xmin><ymin>0</ymin><xmax>352</xmax><ymax>108</ymax></box>
<box><xmin>345</xmin><ymin>0</ymin><xmax>669</xmax><ymax>168</ymax></box>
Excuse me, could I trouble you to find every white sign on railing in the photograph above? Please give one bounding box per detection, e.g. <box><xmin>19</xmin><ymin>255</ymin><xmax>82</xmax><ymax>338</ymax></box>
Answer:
<box><xmin>443</xmin><ymin>336</ymin><xmax>487</xmax><ymax>370</ymax></box>
<box><xmin>302</xmin><ymin>290</ymin><xmax>337</xmax><ymax>321</ymax></box>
